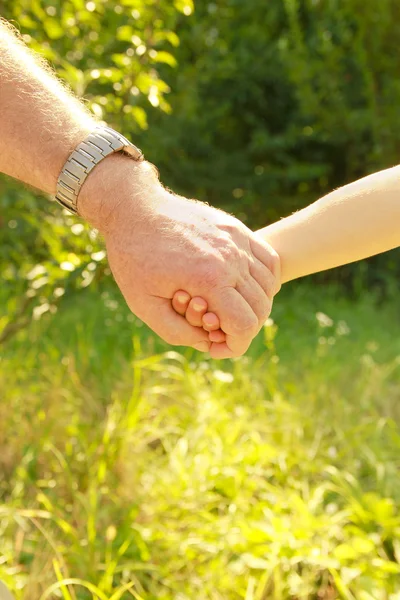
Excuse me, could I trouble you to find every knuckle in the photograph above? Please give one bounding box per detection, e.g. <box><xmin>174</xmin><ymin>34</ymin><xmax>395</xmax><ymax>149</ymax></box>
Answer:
<box><xmin>270</xmin><ymin>251</ymin><xmax>281</xmax><ymax>279</ymax></box>
<box><xmin>219</xmin><ymin>214</ymin><xmax>246</xmax><ymax>234</ymax></box>
<box><xmin>261</xmin><ymin>296</ymin><xmax>273</xmax><ymax>321</ymax></box>
<box><xmin>232</xmin><ymin>313</ymin><xmax>258</xmax><ymax>336</ymax></box>
<box><xmin>272</xmin><ymin>272</ymin><xmax>281</xmax><ymax>295</ymax></box>
<box><xmin>219</xmin><ymin>221</ymin><xmax>238</xmax><ymax>237</ymax></box>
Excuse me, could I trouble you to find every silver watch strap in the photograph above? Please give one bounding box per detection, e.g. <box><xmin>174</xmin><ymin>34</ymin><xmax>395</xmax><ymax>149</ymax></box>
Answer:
<box><xmin>55</xmin><ymin>126</ymin><xmax>143</xmax><ymax>215</ymax></box>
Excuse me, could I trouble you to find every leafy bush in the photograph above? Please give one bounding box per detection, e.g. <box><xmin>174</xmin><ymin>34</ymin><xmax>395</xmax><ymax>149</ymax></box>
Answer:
<box><xmin>144</xmin><ymin>0</ymin><xmax>400</xmax><ymax>226</ymax></box>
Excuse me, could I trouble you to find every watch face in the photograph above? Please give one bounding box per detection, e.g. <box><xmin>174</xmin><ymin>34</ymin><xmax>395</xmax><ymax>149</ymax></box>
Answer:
<box><xmin>0</xmin><ymin>581</ymin><xmax>15</xmax><ymax>600</ymax></box>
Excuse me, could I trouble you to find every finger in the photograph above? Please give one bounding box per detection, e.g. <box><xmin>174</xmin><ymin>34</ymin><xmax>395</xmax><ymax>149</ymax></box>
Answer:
<box><xmin>249</xmin><ymin>258</ymin><xmax>277</xmax><ymax>300</ymax></box>
<box><xmin>202</xmin><ymin>312</ymin><xmax>221</xmax><ymax>332</ymax></box>
<box><xmin>209</xmin><ymin>329</ymin><xmax>226</xmax><ymax>343</ymax></box>
<box><xmin>185</xmin><ymin>296</ymin><xmax>208</xmax><ymax>327</ymax></box>
<box><xmin>236</xmin><ymin>276</ymin><xmax>272</xmax><ymax>331</ymax></box>
<box><xmin>250</xmin><ymin>235</ymin><xmax>281</xmax><ymax>294</ymax></box>
<box><xmin>209</xmin><ymin>341</ymin><xmax>245</xmax><ymax>360</ymax></box>
<box><xmin>172</xmin><ymin>290</ymin><xmax>191</xmax><ymax>316</ymax></box>
<box><xmin>145</xmin><ymin>297</ymin><xmax>210</xmax><ymax>352</ymax></box>
<box><xmin>208</xmin><ymin>287</ymin><xmax>257</xmax><ymax>357</ymax></box>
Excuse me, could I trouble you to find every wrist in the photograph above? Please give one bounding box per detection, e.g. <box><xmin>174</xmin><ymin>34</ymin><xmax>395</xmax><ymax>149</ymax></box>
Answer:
<box><xmin>78</xmin><ymin>153</ymin><xmax>159</xmax><ymax>233</ymax></box>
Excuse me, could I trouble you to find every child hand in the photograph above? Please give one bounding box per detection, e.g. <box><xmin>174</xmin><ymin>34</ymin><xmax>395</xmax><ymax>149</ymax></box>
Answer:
<box><xmin>172</xmin><ymin>290</ymin><xmax>226</xmax><ymax>344</ymax></box>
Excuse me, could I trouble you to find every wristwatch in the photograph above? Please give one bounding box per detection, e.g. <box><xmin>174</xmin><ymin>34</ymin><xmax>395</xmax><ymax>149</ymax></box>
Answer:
<box><xmin>55</xmin><ymin>126</ymin><xmax>144</xmax><ymax>215</ymax></box>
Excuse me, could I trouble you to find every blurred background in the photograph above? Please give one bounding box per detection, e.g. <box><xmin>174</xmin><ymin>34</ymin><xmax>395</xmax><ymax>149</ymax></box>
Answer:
<box><xmin>1</xmin><ymin>1</ymin><xmax>400</xmax><ymax>598</ymax></box>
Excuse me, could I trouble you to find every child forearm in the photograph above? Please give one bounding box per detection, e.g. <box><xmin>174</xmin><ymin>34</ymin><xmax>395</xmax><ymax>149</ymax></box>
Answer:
<box><xmin>257</xmin><ymin>166</ymin><xmax>400</xmax><ymax>284</ymax></box>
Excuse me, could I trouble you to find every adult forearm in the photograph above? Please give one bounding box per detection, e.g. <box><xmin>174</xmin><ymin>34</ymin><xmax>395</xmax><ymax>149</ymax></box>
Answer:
<box><xmin>0</xmin><ymin>18</ymin><xmax>97</xmax><ymax>195</ymax></box>
<box><xmin>257</xmin><ymin>166</ymin><xmax>400</xmax><ymax>283</ymax></box>
<box><xmin>0</xmin><ymin>18</ymin><xmax>153</xmax><ymax>229</ymax></box>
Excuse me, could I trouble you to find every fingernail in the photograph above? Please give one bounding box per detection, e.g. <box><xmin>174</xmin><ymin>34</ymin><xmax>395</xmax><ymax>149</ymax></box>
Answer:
<box><xmin>194</xmin><ymin>341</ymin><xmax>210</xmax><ymax>353</ymax></box>
<box><xmin>193</xmin><ymin>302</ymin><xmax>204</xmax><ymax>312</ymax></box>
<box><xmin>177</xmin><ymin>293</ymin><xmax>188</xmax><ymax>303</ymax></box>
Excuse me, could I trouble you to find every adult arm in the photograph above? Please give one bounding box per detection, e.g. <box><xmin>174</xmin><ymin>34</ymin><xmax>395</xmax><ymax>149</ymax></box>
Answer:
<box><xmin>0</xmin><ymin>19</ymin><xmax>280</xmax><ymax>358</ymax></box>
<box><xmin>257</xmin><ymin>166</ymin><xmax>400</xmax><ymax>283</ymax></box>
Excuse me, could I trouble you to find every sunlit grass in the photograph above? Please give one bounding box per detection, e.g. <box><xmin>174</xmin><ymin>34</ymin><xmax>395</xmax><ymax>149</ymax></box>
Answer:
<box><xmin>1</xmin><ymin>282</ymin><xmax>400</xmax><ymax>599</ymax></box>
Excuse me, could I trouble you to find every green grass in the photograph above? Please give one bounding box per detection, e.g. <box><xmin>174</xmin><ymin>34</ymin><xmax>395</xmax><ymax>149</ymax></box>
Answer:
<box><xmin>1</xmin><ymin>280</ymin><xmax>400</xmax><ymax>600</ymax></box>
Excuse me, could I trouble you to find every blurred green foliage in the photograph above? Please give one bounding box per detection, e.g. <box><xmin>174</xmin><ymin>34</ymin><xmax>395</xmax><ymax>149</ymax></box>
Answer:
<box><xmin>1</xmin><ymin>282</ymin><xmax>400</xmax><ymax>598</ymax></box>
<box><xmin>143</xmin><ymin>0</ymin><xmax>400</xmax><ymax>225</ymax></box>
<box><xmin>1</xmin><ymin>3</ymin><xmax>400</xmax><ymax>597</ymax></box>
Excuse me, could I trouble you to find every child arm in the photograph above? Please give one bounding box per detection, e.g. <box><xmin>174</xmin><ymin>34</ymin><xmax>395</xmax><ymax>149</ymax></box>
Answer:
<box><xmin>172</xmin><ymin>164</ymin><xmax>400</xmax><ymax>347</ymax></box>
<box><xmin>257</xmin><ymin>165</ymin><xmax>400</xmax><ymax>284</ymax></box>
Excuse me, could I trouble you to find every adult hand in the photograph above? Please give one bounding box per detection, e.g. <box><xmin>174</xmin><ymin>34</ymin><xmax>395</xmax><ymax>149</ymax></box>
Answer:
<box><xmin>80</xmin><ymin>155</ymin><xmax>280</xmax><ymax>359</ymax></box>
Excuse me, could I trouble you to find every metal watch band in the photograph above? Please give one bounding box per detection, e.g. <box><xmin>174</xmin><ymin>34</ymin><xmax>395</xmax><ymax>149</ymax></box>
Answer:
<box><xmin>55</xmin><ymin>126</ymin><xmax>144</xmax><ymax>215</ymax></box>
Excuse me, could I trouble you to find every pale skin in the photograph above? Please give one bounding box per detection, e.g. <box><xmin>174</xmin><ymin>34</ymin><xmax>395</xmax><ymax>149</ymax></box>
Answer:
<box><xmin>174</xmin><ymin>165</ymin><xmax>400</xmax><ymax>339</ymax></box>
<box><xmin>0</xmin><ymin>18</ymin><xmax>281</xmax><ymax>359</ymax></box>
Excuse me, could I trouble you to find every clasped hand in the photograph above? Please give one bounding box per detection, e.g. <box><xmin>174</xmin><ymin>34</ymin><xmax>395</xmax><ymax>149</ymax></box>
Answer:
<box><xmin>81</xmin><ymin>158</ymin><xmax>280</xmax><ymax>359</ymax></box>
